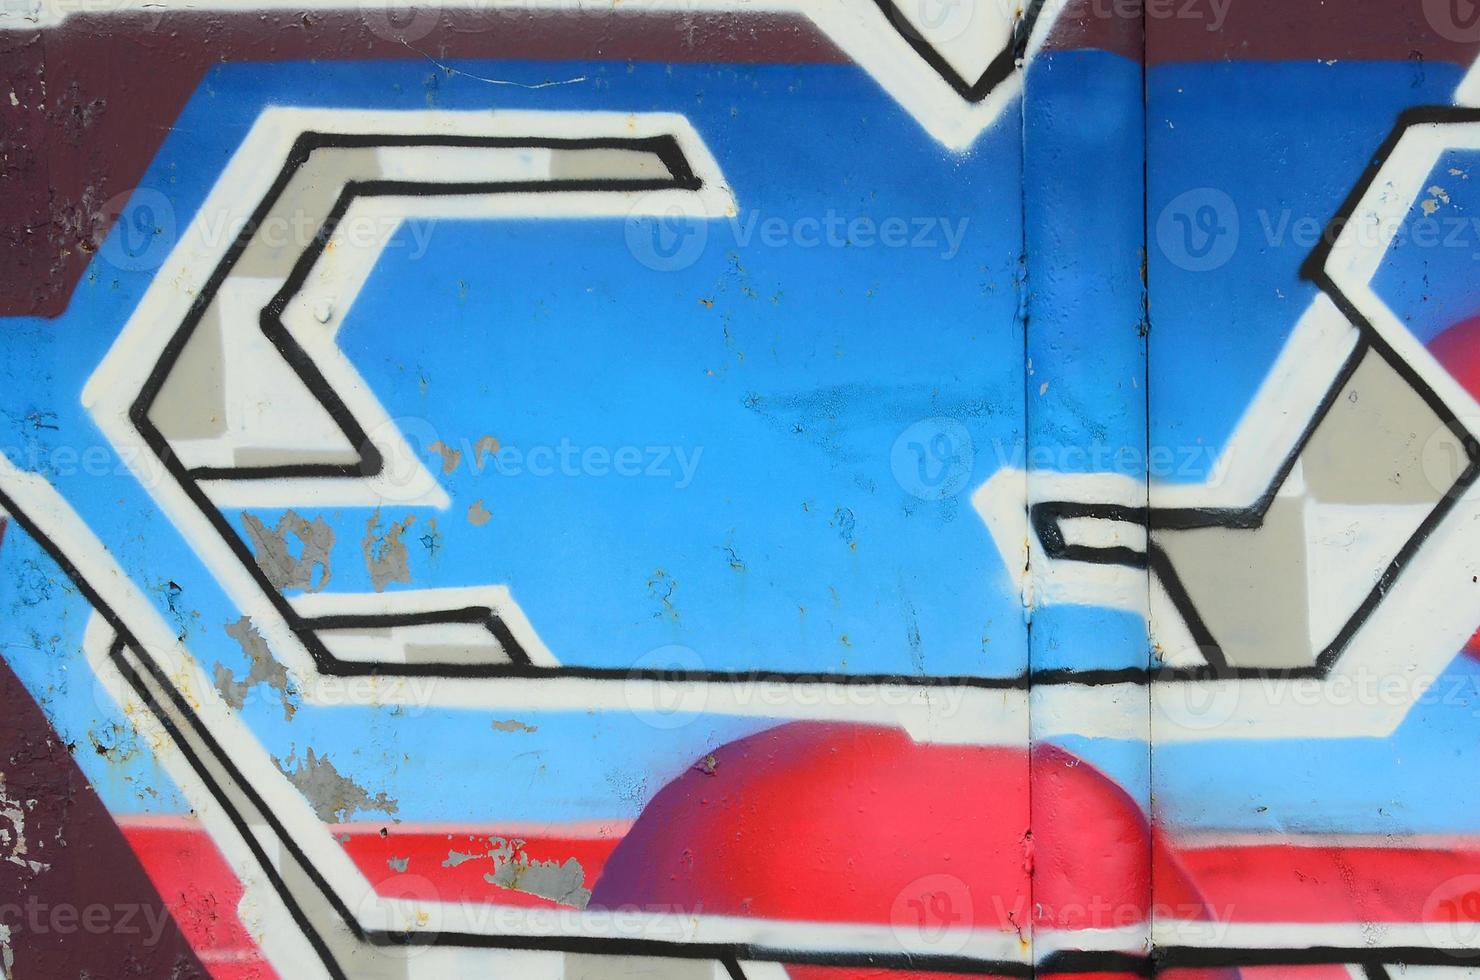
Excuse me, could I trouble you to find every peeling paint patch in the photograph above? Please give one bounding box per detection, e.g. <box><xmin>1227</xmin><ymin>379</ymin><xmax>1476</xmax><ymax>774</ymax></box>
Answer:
<box><xmin>484</xmin><ymin>838</ymin><xmax>592</xmax><ymax>909</ymax></box>
<box><xmin>362</xmin><ymin>511</ymin><xmax>414</xmax><ymax>593</ymax></box>
<box><xmin>387</xmin><ymin>856</ymin><xmax>410</xmax><ymax>873</ymax></box>
<box><xmin>485</xmin><ymin>856</ymin><xmax>591</xmax><ymax>908</ymax></box>
<box><xmin>241</xmin><ymin>510</ymin><xmax>333</xmax><ymax>592</ymax></box>
<box><xmin>831</xmin><ymin>507</ymin><xmax>856</xmax><ymax>546</ymax></box>
<box><xmin>467</xmin><ymin>499</ymin><xmax>491</xmax><ymax>526</ymax></box>
<box><xmin>433</xmin><ymin>837</ymin><xmax>593</xmax><ymax>908</ymax></box>
<box><xmin>0</xmin><ymin>772</ymin><xmax>46</xmax><ymax>874</ymax></box>
<box><xmin>214</xmin><ymin>616</ymin><xmax>298</xmax><ymax>721</ymax></box>
<box><xmin>491</xmin><ymin>719</ymin><xmax>537</xmax><ymax>733</ymax></box>
<box><xmin>87</xmin><ymin>722</ymin><xmax>141</xmax><ymax>765</ymax></box>
<box><xmin>427</xmin><ymin>439</ymin><xmax>462</xmax><ymax>475</ymax></box>
<box><xmin>272</xmin><ymin>748</ymin><xmax>399</xmax><ymax>823</ymax></box>
<box><xmin>473</xmin><ymin>434</ymin><xmax>500</xmax><ymax>469</ymax></box>
<box><xmin>442</xmin><ymin>849</ymin><xmax>483</xmax><ymax>868</ymax></box>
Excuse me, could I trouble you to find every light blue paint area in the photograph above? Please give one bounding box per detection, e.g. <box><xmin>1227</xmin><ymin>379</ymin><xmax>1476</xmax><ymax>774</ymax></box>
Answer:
<box><xmin>1024</xmin><ymin>50</ymin><xmax>1151</xmax><ymax>676</ymax></box>
<box><xmin>1025</xmin><ymin>49</ymin><xmax>1147</xmax><ymax>480</ymax></box>
<box><xmin>1032</xmin><ymin>604</ymin><xmax>1148</xmax><ymax>673</ymax></box>
<box><xmin>1370</xmin><ymin>148</ymin><xmax>1480</xmax><ymax>346</ymax></box>
<box><xmin>1153</xmin><ymin>651</ymin><xmax>1480</xmax><ymax>835</ymax></box>
<box><xmin>0</xmin><ymin>525</ymin><xmax>188</xmax><ymax>814</ymax></box>
<box><xmin>188</xmin><ymin>58</ymin><xmax>1032</xmax><ymax>679</ymax></box>
<box><xmin>265</xmin><ymin>708</ymin><xmax>779</xmax><ymax>825</ymax></box>
<box><xmin>1147</xmin><ymin>59</ymin><xmax>1466</xmax><ymax>479</ymax></box>
<box><xmin>1047</xmin><ymin>734</ymin><xmax>1150</xmax><ymax>818</ymax></box>
<box><xmin>309</xmin><ymin>197</ymin><xmax>1023</xmax><ymax>676</ymax></box>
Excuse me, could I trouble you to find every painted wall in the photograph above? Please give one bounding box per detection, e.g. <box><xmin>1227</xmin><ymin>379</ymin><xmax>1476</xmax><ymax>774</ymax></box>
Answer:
<box><xmin>2</xmin><ymin>1</ymin><xmax>1480</xmax><ymax>977</ymax></box>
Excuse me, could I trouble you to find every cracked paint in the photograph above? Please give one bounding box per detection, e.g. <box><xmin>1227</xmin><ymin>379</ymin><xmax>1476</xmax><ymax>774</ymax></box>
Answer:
<box><xmin>272</xmin><ymin>747</ymin><xmax>399</xmax><ymax>824</ymax></box>
<box><xmin>0</xmin><ymin>773</ymin><xmax>44</xmax><ymax>875</ymax></box>
<box><xmin>213</xmin><ymin>616</ymin><xmax>298</xmax><ymax>721</ymax></box>
<box><xmin>362</xmin><ymin>510</ymin><xmax>414</xmax><ymax>593</ymax></box>
<box><xmin>241</xmin><ymin>510</ymin><xmax>333</xmax><ymax>592</ymax></box>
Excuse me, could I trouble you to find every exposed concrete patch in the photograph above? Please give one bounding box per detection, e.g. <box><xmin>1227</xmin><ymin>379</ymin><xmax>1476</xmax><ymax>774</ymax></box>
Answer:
<box><xmin>362</xmin><ymin>510</ymin><xmax>415</xmax><ymax>593</ymax></box>
<box><xmin>485</xmin><ymin>855</ymin><xmax>591</xmax><ymax>909</ymax></box>
<box><xmin>436</xmin><ymin>837</ymin><xmax>592</xmax><ymax>908</ymax></box>
<box><xmin>490</xmin><ymin>719</ymin><xmax>537</xmax><ymax>733</ymax></box>
<box><xmin>485</xmin><ymin>836</ymin><xmax>591</xmax><ymax>909</ymax></box>
<box><xmin>272</xmin><ymin>747</ymin><xmax>399</xmax><ymax>824</ymax></box>
<box><xmin>427</xmin><ymin>439</ymin><xmax>462</xmax><ymax>475</ymax></box>
<box><xmin>241</xmin><ymin>510</ymin><xmax>333</xmax><ymax>592</ymax></box>
<box><xmin>441</xmin><ymin>849</ymin><xmax>483</xmax><ymax>868</ymax></box>
<box><xmin>473</xmin><ymin>434</ymin><xmax>500</xmax><ymax>469</ymax></box>
<box><xmin>0</xmin><ymin>772</ymin><xmax>46</xmax><ymax>874</ymax></box>
<box><xmin>214</xmin><ymin>616</ymin><xmax>298</xmax><ymax>721</ymax></box>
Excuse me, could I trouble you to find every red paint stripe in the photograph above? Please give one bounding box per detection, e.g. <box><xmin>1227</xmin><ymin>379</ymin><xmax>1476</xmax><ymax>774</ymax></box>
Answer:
<box><xmin>339</xmin><ymin>828</ymin><xmax>622</xmax><ymax>908</ymax></box>
<box><xmin>118</xmin><ymin>819</ymin><xmax>277</xmax><ymax>980</ymax></box>
<box><xmin>1219</xmin><ymin>968</ymin><xmax>1353</xmax><ymax>979</ymax></box>
<box><xmin>1179</xmin><ymin>842</ymin><xmax>1480</xmax><ymax>923</ymax></box>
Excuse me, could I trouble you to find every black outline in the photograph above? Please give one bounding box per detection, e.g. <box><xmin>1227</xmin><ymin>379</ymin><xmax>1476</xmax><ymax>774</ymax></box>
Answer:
<box><xmin>1032</xmin><ymin>104</ymin><xmax>1480</xmax><ymax>679</ymax></box>
<box><xmin>117</xmin><ymin>126</ymin><xmax>1135</xmax><ymax>690</ymax></box>
<box><xmin>303</xmin><ymin>606</ymin><xmax>536</xmax><ymax>669</ymax></box>
<box><xmin>127</xmin><ymin>131</ymin><xmax>703</xmax><ymax>680</ymax></box>
<box><xmin>871</xmin><ymin>0</ymin><xmax>1050</xmax><ymax>104</ymax></box>
<box><xmin>112</xmin><ymin>125</ymin><xmax>1315</xmax><ymax>691</ymax></box>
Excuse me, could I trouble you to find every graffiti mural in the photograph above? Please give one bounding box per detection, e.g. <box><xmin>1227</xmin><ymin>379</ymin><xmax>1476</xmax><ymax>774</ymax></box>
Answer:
<box><xmin>2</xmin><ymin>0</ymin><xmax>1480</xmax><ymax>977</ymax></box>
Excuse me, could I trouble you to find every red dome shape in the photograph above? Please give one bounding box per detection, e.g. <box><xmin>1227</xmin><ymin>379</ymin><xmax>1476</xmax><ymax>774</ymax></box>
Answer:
<box><xmin>590</xmin><ymin>721</ymin><xmax>1232</xmax><ymax>980</ymax></box>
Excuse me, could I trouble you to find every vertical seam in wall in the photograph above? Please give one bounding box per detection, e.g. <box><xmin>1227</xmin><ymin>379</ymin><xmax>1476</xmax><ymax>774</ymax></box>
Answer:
<box><xmin>1140</xmin><ymin>0</ymin><xmax>1157</xmax><ymax>970</ymax></box>
<box><xmin>1019</xmin><ymin>9</ymin><xmax>1037</xmax><ymax>971</ymax></box>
